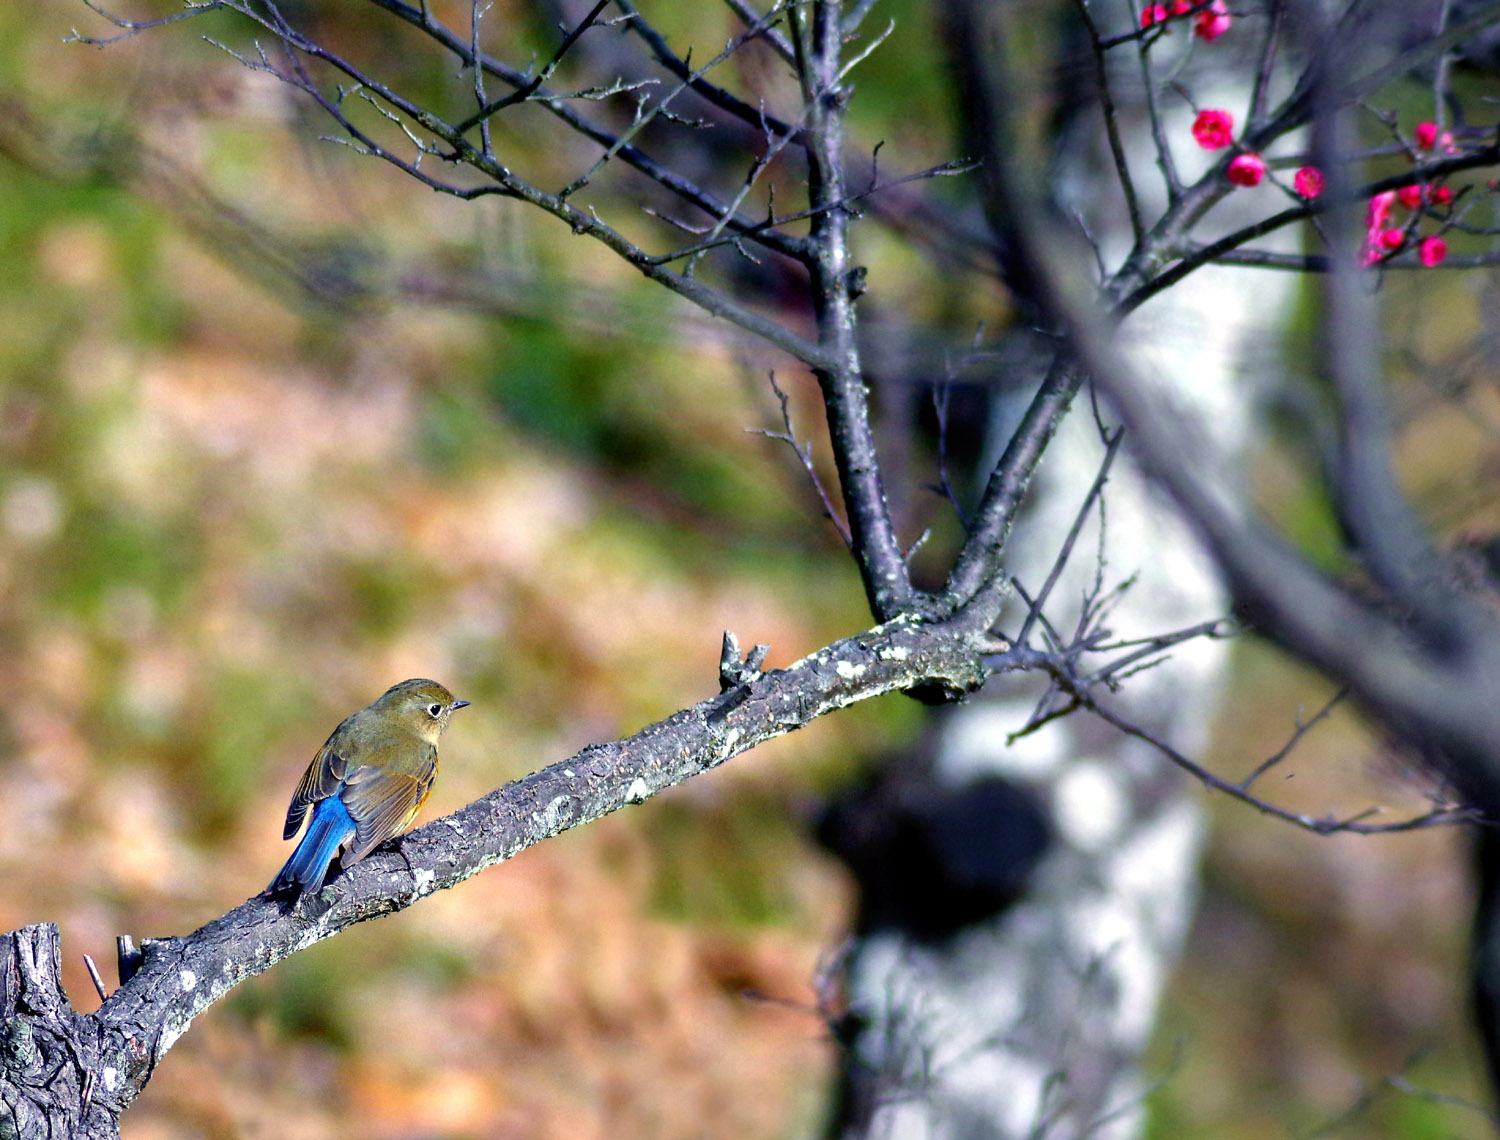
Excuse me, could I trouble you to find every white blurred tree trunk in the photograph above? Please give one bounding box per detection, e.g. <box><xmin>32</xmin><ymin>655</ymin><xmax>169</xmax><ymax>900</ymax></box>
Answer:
<box><xmin>829</xmin><ymin>29</ymin><xmax>1299</xmax><ymax>1137</ymax></box>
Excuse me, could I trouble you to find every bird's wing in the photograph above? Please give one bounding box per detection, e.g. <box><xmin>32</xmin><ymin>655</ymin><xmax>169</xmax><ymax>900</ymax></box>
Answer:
<box><xmin>283</xmin><ymin>739</ymin><xmax>352</xmax><ymax>840</ymax></box>
<box><xmin>339</xmin><ymin>747</ymin><xmax>438</xmax><ymax>863</ymax></box>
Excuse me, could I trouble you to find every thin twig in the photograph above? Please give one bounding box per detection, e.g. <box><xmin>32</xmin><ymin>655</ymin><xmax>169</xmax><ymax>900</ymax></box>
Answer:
<box><xmin>1247</xmin><ymin>0</ymin><xmax>1283</xmax><ymax>128</ymax></box>
<box><xmin>748</xmin><ymin>372</ymin><xmax>854</xmax><ymax>547</ymax></box>
<box><xmin>189</xmin><ymin>0</ymin><xmax>838</xmax><ymax>371</ymax></box>
<box><xmin>1082</xmin><ymin>618</ymin><xmax>1235</xmax><ymax>687</ymax></box>
<box><xmin>558</xmin><ymin>3</ymin><xmax>796</xmax><ymax>199</ymax></box>
<box><xmin>679</xmin><ymin>99</ymin><xmax>815</xmax><ymax>276</ymax></box>
<box><xmin>1015</xmin><ymin>428</ymin><xmax>1125</xmax><ymax>649</ymax></box>
<box><xmin>647</xmin><ymin>158</ymin><xmax>975</xmax><ymax>268</ymax></box>
<box><xmin>1239</xmin><ymin>689</ymin><xmax>1348</xmax><ymax>790</ymax></box>
<box><xmin>469</xmin><ymin>0</ymin><xmax>492</xmax><ymax>156</ymax></box>
<box><xmin>931</xmin><ymin>323</ymin><xmax>994</xmax><ymax>527</ymax></box>
<box><xmin>83</xmin><ymin>954</ymin><xmax>108</xmax><ymax>1002</ymax></box>
<box><xmin>1196</xmin><ymin>247</ymin><xmax>1500</xmax><ymax>272</ymax></box>
<box><xmin>1071</xmin><ymin>0</ymin><xmax>1143</xmax><ymax>244</ymax></box>
<box><xmin>1132</xmin><ymin>0</ymin><xmax>1182</xmax><ymax>203</ymax></box>
<box><xmin>1083</xmin><ymin>696</ymin><xmax>1473</xmax><ymax>836</ymax></box>
<box><xmin>611</xmin><ymin>0</ymin><xmax>806</xmax><ymax>144</ymax></box>
<box><xmin>452</xmin><ymin>0</ymin><xmax>610</xmax><ymax>134</ymax></box>
<box><xmin>362</xmin><ymin>0</ymin><xmax>814</xmax><ymax>262</ymax></box>
<box><xmin>66</xmin><ymin>0</ymin><xmax>223</xmax><ymax>46</ymax></box>
<box><xmin>722</xmin><ymin>0</ymin><xmax>797</xmax><ymax>64</ymax></box>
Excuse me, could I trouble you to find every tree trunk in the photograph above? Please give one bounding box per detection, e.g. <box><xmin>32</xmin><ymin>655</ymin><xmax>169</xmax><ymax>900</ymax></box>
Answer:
<box><xmin>0</xmin><ymin>925</ymin><xmax>134</xmax><ymax>1140</ymax></box>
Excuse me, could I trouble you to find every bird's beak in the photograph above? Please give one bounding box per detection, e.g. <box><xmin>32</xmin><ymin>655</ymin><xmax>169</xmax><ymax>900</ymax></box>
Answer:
<box><xmin>450</xmin><ymin>699</ymin><xmax>471</xmax><ymax>711</ymax></box>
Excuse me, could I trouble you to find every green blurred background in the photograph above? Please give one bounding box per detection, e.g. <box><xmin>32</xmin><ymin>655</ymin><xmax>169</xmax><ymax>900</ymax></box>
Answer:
<box><xmin>0</xmin><ymin>2</ymin><xmax>1497</xmax><ymax>1138</ymax></box>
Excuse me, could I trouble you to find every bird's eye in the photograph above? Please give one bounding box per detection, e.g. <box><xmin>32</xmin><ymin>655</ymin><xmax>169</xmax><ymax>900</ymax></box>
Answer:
<box><xmin>426</xmin><ymin>703</ymin><xmax>443</xmax><ymax>718</ymax></box>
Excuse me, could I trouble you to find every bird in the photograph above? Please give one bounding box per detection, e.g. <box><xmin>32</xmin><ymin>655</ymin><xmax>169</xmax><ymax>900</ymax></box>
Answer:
<box><xmin>268</xmin><ymin>678</ymin><xmax>470</xmax><ymax>897</ymax></box>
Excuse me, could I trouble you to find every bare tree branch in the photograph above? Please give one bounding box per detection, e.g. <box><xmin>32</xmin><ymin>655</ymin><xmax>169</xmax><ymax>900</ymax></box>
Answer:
<box><xmin>798</xmin><ymin>0</ymin><xmax>917</xmax><ymax>619</ymax></box>
<box><xmin>1118</xmin><ymin>145</ymin><xmax>1500</xmax><ymax>315</ymax></box>
<box><xmin>0</xmin><ymin>613</ymin><xmax>999</xmax><ymax>1137</ymax></box>
<box><xmin>1238</xmin><ymin>688</ymin><xmax>1348</xmax><ymax>791</ymax></box>
<box><xmin>749</xmin><ymin>371</ymin><xmax>854</xmax><ymax>547</ymax></box>
<box><xmin>1071</xmin><ymin>0</ymin><xmax>1145</xmax><ymax>244</ymax></box>
<box><xmin>943</xmin><ymin>355</ymin><xmax>1081</xmax><ymax>608</ymax></box>
<box><xmin>944</xmin><ymin>0</ymin><xmax>1500</xmax><ymax>819</ymax></box>
<box><xmin>1083</xmin><ymin>696</ymin><xmax>1473</xmax><ymax>836</ymax></box>
<box><xmin>1014</xmin><ymin>427</ymin><xmax>1125</xmax><ymax>650</ymax></box>
<box><xmin>611</xmin><ymin>0</ymin><xmax>806</xmax><ymax>144</ymax></box>
<box><xmin>723</xmin><ymin>0</ymin><xmax>797</xmax><ymax>64</ymax></box>
<box><xmin>192</xmin><ymin>0</ymin><xmax>839</xmax><ymax>370</ymax></box>
<box><xmin>363</xmin><ymin>0</ymin><xmax>816</xmax><ymax>262</ymax></box>
<box><xmin>452</xmin><ymin>0</ymin><xmax>611</xmax><ymax>135</ymax></box>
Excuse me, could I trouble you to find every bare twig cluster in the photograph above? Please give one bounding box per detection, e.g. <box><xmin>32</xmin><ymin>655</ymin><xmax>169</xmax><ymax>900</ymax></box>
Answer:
<box><xmin>943</xmin><ymin>0</ymin><xmax>1500</xmax><ymax>806</ymax></box>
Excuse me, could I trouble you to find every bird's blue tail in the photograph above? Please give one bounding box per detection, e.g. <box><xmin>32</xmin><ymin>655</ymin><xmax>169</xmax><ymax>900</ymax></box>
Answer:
<box><xmin>270</xmin><ymin>796</ymin><xmax>356</xmax><ymax>896</ymax></box>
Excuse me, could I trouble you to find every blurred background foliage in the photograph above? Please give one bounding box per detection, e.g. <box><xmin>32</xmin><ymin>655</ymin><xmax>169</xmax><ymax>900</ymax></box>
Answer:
<box><xmin>0</xmin><ymin>2</ymin><xmax>1497</xmax><ymax>1138</ymax></box>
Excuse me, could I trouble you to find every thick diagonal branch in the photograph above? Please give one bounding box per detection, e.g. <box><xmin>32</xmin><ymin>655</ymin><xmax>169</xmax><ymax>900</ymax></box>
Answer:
<box><xmin>0</xmin><ymin>613</ymin><xmax>995</xmax><ymax>1138</ymax></box>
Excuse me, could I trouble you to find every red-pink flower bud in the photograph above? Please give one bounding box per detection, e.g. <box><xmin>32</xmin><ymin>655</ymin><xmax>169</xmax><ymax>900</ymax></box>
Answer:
<box><xmin>1433</xmin><ymin>185</ymin><xmax>1454</xmax><ymax>206</ymax></box>
<box><xmin>1292</xmin><ymin>166</ymin><xmax>1324</xmax><ymax>199</ymax></box>
<box><xmin>1415</xmin><ymin>121</ymin><xmax>1438</xmax><ymax>151</ymax></box>
<box><xmin>1379</xmin><ymin>228</ymin><xmax>1405</xmax><ymax>250</ymax></box>
<box><xmin>1194</xmin><ymin>0</ymin><xmax>1231</xmax><ymax>40</ymax></box>
<box><xmin>1140</xmin><ymin>3</ymin><xmax>1168</xmax><ymax>26</ymax></box>
<box><xmin>1397</xmin><ymin>185</ymin><xmax>1423</xmax><ymax>210</ymax></box>
<box><xmin>1419</xmin><ymin>236</ymin><xmax>1448</xmax><ymax>266</ymax></box>
<box><xmin>1226</xmin><ymin>152</ymin><xmax>1266</xmax><ymax>187</ymax></box>
<box><xmin>1191</xmin><ymin>109</ymin><xmax>1235</xmax><ymax>150</ymax></box>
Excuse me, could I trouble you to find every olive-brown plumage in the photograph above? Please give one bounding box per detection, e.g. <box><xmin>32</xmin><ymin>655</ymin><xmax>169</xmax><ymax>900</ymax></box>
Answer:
<box><xmin>269</xmin><ymin>679</ymin><xmax>469</xmax><ymax>896</ymax></box>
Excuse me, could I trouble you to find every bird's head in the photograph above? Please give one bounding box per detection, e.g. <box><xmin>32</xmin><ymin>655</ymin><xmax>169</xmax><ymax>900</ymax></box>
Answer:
<box><xmin>374</xmin><ymin>678</ymin><xmax>470</xmax><ymax>744</ymax></box>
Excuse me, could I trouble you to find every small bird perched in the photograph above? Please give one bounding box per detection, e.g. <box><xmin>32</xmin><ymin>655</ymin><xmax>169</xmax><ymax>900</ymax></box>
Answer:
<box><xmin>269</xmin><ymin>678</ymin><xmax>469</xmax><ymax>897</ymax></box>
